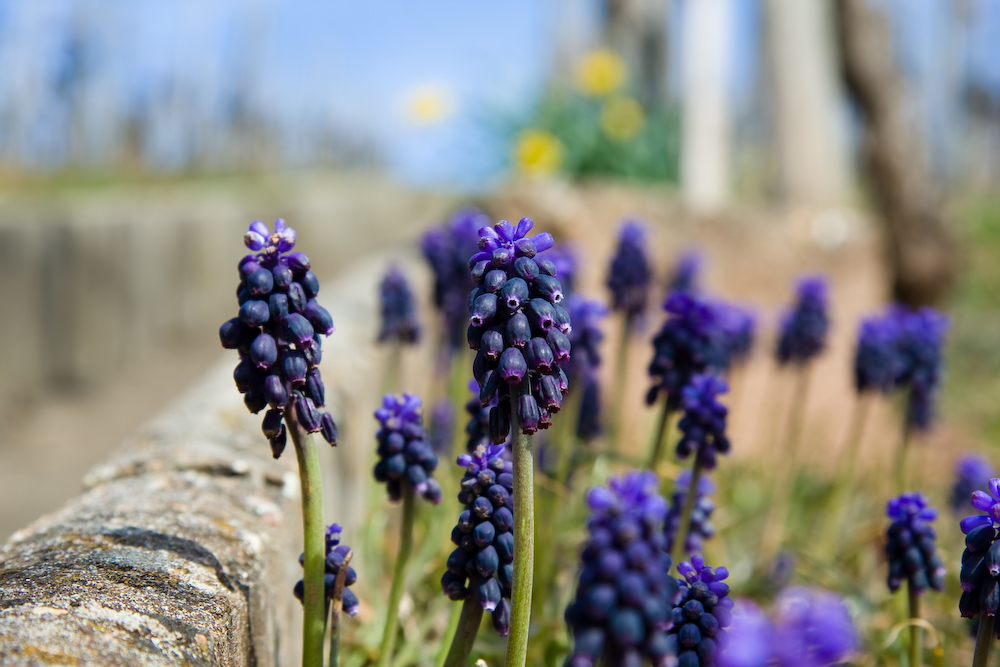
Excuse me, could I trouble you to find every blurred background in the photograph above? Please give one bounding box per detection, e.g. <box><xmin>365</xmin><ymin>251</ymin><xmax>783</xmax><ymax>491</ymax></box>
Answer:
<box><xmin>1</xmin><ymin>0</ymin><xmax>999</xmax><ymax>614</ymax></box>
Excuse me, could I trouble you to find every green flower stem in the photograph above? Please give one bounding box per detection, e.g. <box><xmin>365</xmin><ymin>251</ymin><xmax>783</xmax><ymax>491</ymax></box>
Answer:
<box><xmin>669</xmin><ymin>458</ymin><xmax>703</xmax><ymax>574</ymax></box>
<box><xmin>610</xmin><ymin>313</ymin><xmax>632</xmax><ymax>451</ymax></box>
<box><xmin>973</xmin><ymin>613</ymin><xmax>995</xmax><ymax>667</ymax></box>
<box><xmin>375</xmin><ymin>485</ymin><xmax>417</xmax><ymax>667</ymax></box>
<box><xmin>435</xmin><ymin>603</ymin><xmax>463</xmax><ymax>667</ymax></box>
<box><xmin>760</xmin><ymin>364</ymin><xmax>811</xmax><ymax>560</ymax></box>
<box><xmin>820</xmin><ymin>392</ymin><xmax>873</xmax><ymax>554</ymax></box>
<box><xmin>442</xmin><ymin>598</ymin><xmax>485</xmax><ymax>667</ymax></box>
<box><xmin>505</xmin><ymin>378</ymin><xmax>535</xmax><ymax>667</ymax></box>
<box><xmin>288</xmin><ymin>417</ymin><xmax>327</xmax><ymax>667</ymax></box>
<box><xmin>648</xmin><ymin>399</ymin><xmax>674</xmax><ymax>472</ymax></box>
<box><xmin>908</xmin><ymin>582</ymin><xmax>921</xmax><ymax>667</ymax></box>
<box><xmin>897</xmin><ymin>402</ymin><xmax>912</xmax><ymax>493</ymax></box>
<box><xmin>328</xmin><ymin>549</ymin><xmax>353</xmax><ymax>667</ymax></box>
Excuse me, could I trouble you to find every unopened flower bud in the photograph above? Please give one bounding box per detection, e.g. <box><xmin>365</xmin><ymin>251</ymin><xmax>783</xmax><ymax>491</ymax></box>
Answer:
<box><xmin>297</xmin><ymin>396</ymin><xmax>322</xmax><ymax>432</ymax></box>
<box><xmin>250</xmin><ymin>333</ymin><xmax>278</xmax><ymax>369</ymax></box>
<box><xmin>240</xmin><ymin>300</ymin><xmax>270</xmax><ymax>327</ymax></box>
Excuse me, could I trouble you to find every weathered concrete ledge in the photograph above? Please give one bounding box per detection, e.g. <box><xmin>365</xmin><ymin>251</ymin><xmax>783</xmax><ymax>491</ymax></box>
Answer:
<box><xmin>0</xmin><ymin>248</ymin><xmax>425</xmax><ymax>666</ymax></box>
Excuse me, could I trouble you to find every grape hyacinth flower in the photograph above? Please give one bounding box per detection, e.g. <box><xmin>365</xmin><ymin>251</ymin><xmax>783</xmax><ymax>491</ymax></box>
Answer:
<box><xmin>668</xmin><ymin>249</ymin><xmax>702</xmax><ymax>294</ymax></box>
<box><xmin>952</xmin><ymin>455</ymin><xmax>995</xmax><ymax>514</ymax></box>
<box><xmin>776</xmin><ymin>276</ymin><xmax>829</xmax><ymax>366</ymax></box>
<box><xmin>675</xmin><ymin>375</ymin><xmax>731</xmax><ymax>470</ymax></box>
<box><xmin>665</xmin><ymin>470</ymin><xmax>716</xmax><ymax>557</ymax></box>
<box><xmin>463</xmin><ymin>380</ymin><xmax>494</xmax><ymax>453</ymax></box>
<box><xmin>854</xmin><ymin>314</ymin><xmax>900</xmax><ymax>394</ymax></box>
<box><xmin>440</xmin><ymin>444</ymin><xmax>516</xmax><ymax>664</ymax></box>
<box><xmin>960</xmin><ymin>478</ymin><xmax>1000</xmax><ymax>662</ymax></box>
<box><xmin>372</xmin><ymin>393</ymin><xmax>443</xmax><ymax>504</ymax></box>
<box><xmin>717</xmin><ymin>303</ymin><xmax>756</xmax><ymax>370</ymax></box>
<box><xmin>377</xmin><ymin>266</ymin><xmax>421</xmax><ymax>345</ymax></box>
<box><xmin>606</xmin><ymin>220</ymin><xmax>652</xmax><ymax>325</ymax></box>
<box><xmin>294</xmin><ymin>524</ymin><xmax>359</xmax><ymax>617</ymax></box>
<box><xmin>646</xmin><ymin>291</ymin><xmax>728</xmax><ymax>412</ymax></box>
<box><xmin>429</xmin><ymin>399</ymin><xmax>456</xmax><ymax>455</ymax></box>
<box><xmin>670</xmin><ymin>374</ymin><xmax>730</xmax><ymax>571</ymax></box>
<box><xmin>371</xmin><ymin>393</ymin><xmax>440</xmax><ymax>667</ymax></box>
<box><xmin>566</xmin><ymin>295</ymin><xmax>609</xmax><ymax>443</ymax></box>
<box><xmin>564</xmin><ymin>472</ymin><xmax>680</xmax><ymax>667</ymax></box>
<box><xmin>885</xmin><ymin>493</ymin><xmax>945</xmax><ymax>594</ymax></box>
<box><xmin>464</xmin><ymin>216</ymin><xmax>569</xmax><ymax>667</ymax></box>
<box><xmin>888</xmin><ymin>494</ymin><xmax>944</xmax><ymax>667</ymax></box>
<box><xmin>719</xmin><ymin>588</ymin><xmax>857</xmax><ymax>667</ymax></box>
<box><xmin>218</xmin><ymin>218</ymin><xmax>336</xmax><ymax>667</ymax></box>
<box><xmin>892</xmin><ymin>306</ymin><xmax>949</xmax><ymax>432</ymax></box>
<box><xmin>219</xmin><ymin>219</ymin><xmax>338</xmax><ymax>455</ymax></box>
<box><xmin>668</xmin><ymin>556</ymin><xmax>734</xmax><ymax>667</ymax></box>
<box><xmin>422</xmin><ymin>208</ymin><xmax>487</xmax><ymax>352</ymax></box>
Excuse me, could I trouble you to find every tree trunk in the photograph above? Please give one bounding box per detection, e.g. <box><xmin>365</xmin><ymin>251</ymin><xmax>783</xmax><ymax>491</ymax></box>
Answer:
<box><xmin>836</xmin><ymin>0</ymin><xmax>959</xmax><ymax>306</ymax></box>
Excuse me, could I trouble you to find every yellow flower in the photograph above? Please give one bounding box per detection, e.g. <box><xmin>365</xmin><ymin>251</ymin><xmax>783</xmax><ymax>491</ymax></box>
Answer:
<box><xmin>403</xmin><ymin>85</ymin><xmax>454</xmax><ymax>125</ymax></box>
<box><xmin>514</xmin><ymin>129</ymin><xmax>563</xmax><ymax>176</ymax></box>
<box><xmin>601</xmin><ymin>96</ymin><xmax>645</xmax><ymax>141</ymax></box>
<box><xmin>576</xmin><ymin>49</ymin><xmax>626</xmax><ymax>97</ymax></box>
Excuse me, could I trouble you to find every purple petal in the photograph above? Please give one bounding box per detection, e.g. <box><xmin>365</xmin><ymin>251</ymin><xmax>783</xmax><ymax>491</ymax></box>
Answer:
<box><xmin>960</xmin><ymin>515</ymin><xmax>993</xmax><ymax>534</ymax></box>
<box><xmin>990</xmin><ymin>478</ymin><xmax>1000</xmax><ymax>501</ymax></box>
<box><xmin>274</xmin><ymin>218</ymin><xmax>286</xmax><ymax>233</ymax></box>
<box><xmin>714</xmin><ymin>567</ymin><xmax>730</xmax><ymax>581</ymax></box>
<box><xmin>244</xmin><ymin>231</ymin><xmax>266</xmax><ymax>250</ymax></box>
<box><xmin>919</xmin><ymin>507</ymin><xmax>937</xmax><ymax>521</ymax></box>
<box><xmin>990</xmin><ymin>503</ymin><xmax>1000</xmax><ymax>525</ymax></box>
<box><xmin>587</xmin><ymin>487</ymin><xmax>615</xmax><ymax>511</ymax></box>
<box><xmin>457</xmin><ymin>453</ymin><xmax>473</xmax><ymax>467</ymax></box>
<box><xmin>972</xmin><ymin>491</ymin><xmax>994</xmax><ymax>512</ymax></box>
<box><xmin>515</xmin><ymin>217</ymin><xmax>534</xmax><ymax>239</ymax></box>
<box><xmin>479</xmin><ymin>226</ymin><xmax>499</xmax><ymax>241</ymax></box>
<box><xmin>249</xmin><ymin>220</ymin><xmax>270</xmax><ymax>237</ymax></box>
<box><xmin>277</xmin><ymin>227</ymin><xmax>296</xmax><ymax>252</ymax></box>
<box><xmin>495</xmin><ymin>220</ymin><xmax>514</xmax><ymax>242</ymax></box>
<box><xmin>530</xmin><ymin>232</ymin><xmax>554</xmax><ymax>253</ymax></box>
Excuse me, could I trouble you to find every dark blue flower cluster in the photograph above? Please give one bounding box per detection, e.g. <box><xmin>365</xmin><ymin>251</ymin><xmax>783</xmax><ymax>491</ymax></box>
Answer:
<box><xmin>467</xmin><ymin>217</ymin><xmax>571</xmax><ymax>435</ymax></box>
<box><xmin>567</xmin><ymin>295</ymin><xmax>609</xmax><ymax>442</ymax></box>
<box><xmin>676</xmin><ymin>374</ymin><xmax>731</xmax><ymax>470</ymax></box>
<box><xmin>885</xmin><ymin>493</ymin><xmax>944</xmax><ymax>594</ymax></box>
<box><xmin>378</xmin><ymin>266</ymin><xmax>420</xmax><ymax>345</ymax></box>
<box><xmin>443</xmin><ymin>443</ymin><xmax>515</xmax><ymax>636</ymax></box>
<box><xmin>717</xmin><ymin>303</ymin><xmax>756</xmax><ymax>369</ymax></box>
<box><xmin>718</xmin><ymin>588</ymin><xmax>856</xmax><ymax>667</ymax></box>
<box><xmin>952</xmin><ymin>455</ymin><xmax>995</xmax><ymax>514</ymax></box>
<box><xmin>294</xmin><ymin>523</ymin><xmax>359</xmax><ymax>617</ymax></box>
<box><xmin>421</xmin><ymin>208</ymin><xmax>487</xmax><ymax>351</ymax></box>
<box><xmin>646</xmin><ymin>291</ymin><xmax>729</xmax><ymax>410</ymax></box>
<box><xmin>665</xmin><ymin>470</ymin><xmax>716</xmax><ymax>557</ymax></box>
<box><xmin>219</xmin><ymin>219</ymin><xmax>337</xmax><ymax>457</ymax></box>
<box><xmin>776</xmin><ymin>276</ymin><xmax>829</xmax><ymax>366</ymax></box>
<box><xmin>372</xmin><ymin>394</ymin><xmax>442</xmax><ymax>504</ymax></box>
<box><xmin>892</xmin><ymin>306</ymin><xmax>949</xmax><ymax>431</ymax></box>
<box><xmin>959</xmin><ymin>481</ymin><xmax>1000</xmax><ymax>619</ymax></box>
<box><xmin>853</xmin><ymin>314</ymin><xmax>900</xmax><ymax>393</ymax></box>
<box><xmin>606</xmin><ymin>221</ymin><xmax>652</xmax><ymax>323</ymax></box>
<box><xmin>669</xmin><ymin>250</ymin><xmax>702</xmax><ymax>294</ymax></box>
<box><xmin>463</xmin><ymin>380</ymin><xmax>493</xmax><ymax>453</ymax></box>
<box><xmin>564</xmin><ymin>472</ymin><xmax>680</xmax><ymax>667</ymax></box>
<box><xmin>668</xmin><ymin>557</ymin><xmax>734</xmax><ymax>667</ymax></box>
<box><xmin>428</xmin><ymin>398</ymin><xmax>455</xmax><ymax>455</ymax></box>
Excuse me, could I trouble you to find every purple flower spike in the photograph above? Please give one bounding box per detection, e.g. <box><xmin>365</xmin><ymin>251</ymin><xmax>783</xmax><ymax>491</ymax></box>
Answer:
<box><xmin>854</xmin><ymin>314</ymin><xmax>900</xmax><ymax>394</ymax></box>
<box><xmin>422</xmin><ymin>208</ymin><xmax>489</xmax><ymax>351</ymax></box>
<box><xmin>885</xmin><ymin>492</ymin><xmax>945</xmax><ymax>594</ymax></box>
<box><xmin>443</xmin><ymin>440</ymin><xmax>513</xmax><ymax>632</ymax></box>
<box><xmin>377</xmin><ymin>266</ymin><xmax>420</xmax><ymax>345</ymax></box>
<box><xmin>675</xmin><ymin>374</ymin><xmax>731</xmax><ymax>470</ymax></box>
<box><xmin>665</xmin><ymin>470</ymin><xmax>716</xmax><ymax>557</ymax></box>
<box><xmin>606</xmin><ymin>220</ymin><xmax>651</xmax><ymax>323</ymax></box>
<box><xmin>566</xmin><ymin>473</ymin><xmax>680</xmax><ymax>666</ymax></box>
<box><xmin>222</xmin><ymin>218</ymin><xmax>337</xmax><ymax>455</ymax></box>
<box><xmin>776</xmin><ymin>275</ymin><xmax>830</xmax><ymax>366</ymax></box>
<box><xmin>669</xmin><ymin>557</ymin><xmax>735</xmax><ymax>666</ymax></box>
<box><xmin>371</xmin><ymin>393</ymin><xmax>440</xmax><ymax>504</ymax></box>
<box><xmin>668</xmin><ymin>249</ymin><xmax>702</xmax><ymax>294</ymax></box>
<box><xmin>891</xmin><ymin>305</ymin><xmax>949</xmax><ymax>431</ymax></box>
<box><xmin>294</xmin><ymin>521</ymin><xmax>359</xmax><ymax>618</ymax></box>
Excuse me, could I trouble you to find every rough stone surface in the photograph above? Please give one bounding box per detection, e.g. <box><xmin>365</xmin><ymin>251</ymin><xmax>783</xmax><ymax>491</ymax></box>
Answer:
<box><xmin>0</xmin><ymin>366</ymin><xmax>302</xmax><ymax>666</ymax></box>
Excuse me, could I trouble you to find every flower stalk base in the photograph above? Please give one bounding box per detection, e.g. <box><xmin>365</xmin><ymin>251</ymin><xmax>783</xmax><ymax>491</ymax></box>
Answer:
<box><xmin>289</xmin><ymin>418</ymin><xmax>326</xmax><ymax>667</ymax></box>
